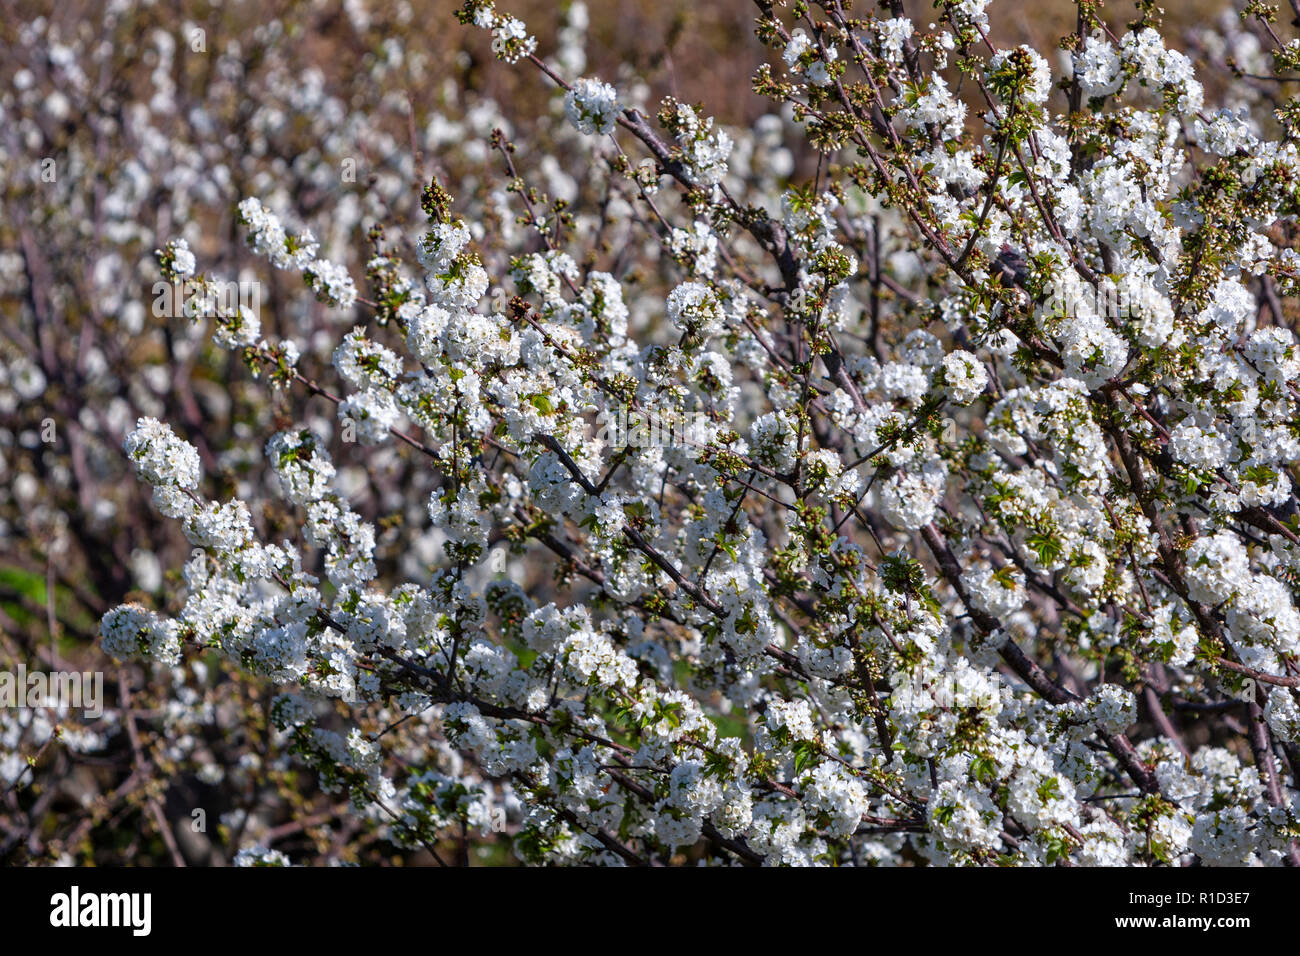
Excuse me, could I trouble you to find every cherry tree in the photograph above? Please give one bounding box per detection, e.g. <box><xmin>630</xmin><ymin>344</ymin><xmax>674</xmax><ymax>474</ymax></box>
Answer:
<box><xmin>35</xmin><ymin>0</ymin><xmax>1300</xmax><ymax>866</ymax></box>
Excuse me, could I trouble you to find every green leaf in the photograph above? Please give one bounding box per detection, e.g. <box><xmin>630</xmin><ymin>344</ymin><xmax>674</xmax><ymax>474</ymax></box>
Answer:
<box><xmin>792</xmin><ymin>740</ymin><xmax>817</xmax><ymax>777</ymax></box>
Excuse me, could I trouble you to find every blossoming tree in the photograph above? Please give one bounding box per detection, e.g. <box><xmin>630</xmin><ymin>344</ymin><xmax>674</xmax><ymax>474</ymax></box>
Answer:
<box><xmin>87</xmin><ymin>0</ymin><xmax>1300</xmax><ymax>865</ymax></box>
